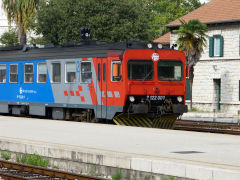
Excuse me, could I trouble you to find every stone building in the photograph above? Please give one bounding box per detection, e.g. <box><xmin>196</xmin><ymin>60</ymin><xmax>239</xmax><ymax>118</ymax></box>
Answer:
<box><xmin>166</xmin><ymin>0</ymin><xmax>240</xmax><ymax>116</ymax></box>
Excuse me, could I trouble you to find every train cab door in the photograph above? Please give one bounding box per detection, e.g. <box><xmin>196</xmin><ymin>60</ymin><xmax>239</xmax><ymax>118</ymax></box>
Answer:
<box><xmin>101</xmin><ymin>58</ymin><xmax>107</xmax><ymax>118</ymax></box>
<box><xmin>96</xmin><ymin>58</ymin><xmax>107</xmax><ymax>119</ymax></box>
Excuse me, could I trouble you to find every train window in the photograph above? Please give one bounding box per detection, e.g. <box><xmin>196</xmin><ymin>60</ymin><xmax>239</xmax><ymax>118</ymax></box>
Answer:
<box><xmin>37</xmin><ymin>63</ymin><xmax>47</xmax><ymax>83</ymax></box>
<box><xmin>127</xmin><ymin>60</ymin><xmax>153</xmax><ymax>81</ymax></box>
<box><xmin>24</xmin><ymin>63</ymin><xmax>34</xmax><ymax>83</ymax></box>
<box><xmin>111</xmin><ymin>60</ymin><xmax>121</xmax><ymax>82</ymax></box>
<box><xmin>103</xmin><ymin>63</ymin><xmax>106</xmax><ymax>82</ymax></box>
<box><xmin>157</xmin><ymin>61</ymin><xmax>183</xmax><ymax>81</ymax></box>
<box><xmin>98</xmin><ymin>63</ymin><xmax>101</xmax><ymax>82</ymax></box>
<box><xmin>0</xmin><ymin>64</ymin><xmax>6</xmax><ymax>83</ymax></box>
<box><xmin>52</xmin><ymin>63</ymin><xmax>61</xmax><ymax>83</ymax></box>
<box><xmin>66</xmin><ymin>62</ymin><xmax>76</xmax><ymax>83</ymax></box>
<box><xmin>9</xmin><ymin>64</ymin><xmax>18</xmax><ymax>83</ymax></box>
<box><xmin>81</xmin><ymin>62</ymin><xmax>92</xmax><ymax>83</ymax></box>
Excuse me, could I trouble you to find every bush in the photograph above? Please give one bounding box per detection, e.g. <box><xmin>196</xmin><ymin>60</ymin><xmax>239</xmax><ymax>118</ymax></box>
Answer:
<box><xmin>29</xmin><ymin>36</ymin><xmax>49</xmax><ymax>45</ymax></box>
<box><xmin>1</xmin><ymin>151</ymin><xmax>11</xmax><ymax>160</ymax></box>
<box><xmin>112</xmin><ymin>168</ymin><xmax>122</xmax><ymax>180</ymax></box>
<box><xmin>16</xmin><ymin>153</ymin><xmax>49</xmax><ymax>168</ymax></box>
<box><xmin>0</xmin><ymin>29</ymin><xmax>19</xmax><ymax>46</ymax></box>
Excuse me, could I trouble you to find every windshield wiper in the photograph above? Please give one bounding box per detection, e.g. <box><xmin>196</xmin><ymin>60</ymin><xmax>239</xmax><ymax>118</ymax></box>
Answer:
<box><xmin>142</xmin><ymin>70</ymin><xmax>153</xmax><ymax>81</ymax></box>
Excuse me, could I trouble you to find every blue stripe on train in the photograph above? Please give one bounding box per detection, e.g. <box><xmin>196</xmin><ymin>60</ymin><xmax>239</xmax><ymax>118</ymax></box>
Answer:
<box><xmin>0</xmin><ymin>60</ymin><xmax>54</xmax><ymax>103</ymax></box>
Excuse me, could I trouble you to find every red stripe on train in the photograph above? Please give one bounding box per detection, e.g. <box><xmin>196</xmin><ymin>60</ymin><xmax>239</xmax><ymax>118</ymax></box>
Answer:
<box><xmin>70</xmin><ymin>91</ymin><xmax>75</xmax><ymax>96</ymax></box>
<box><xmin>88</xmin><ymin>81</ymin><xmax>98</xmax><ymax>105</ymax></box>
<box><xmin>82</xmin><ymin>57</ymin><xmax>88</xmax><ymax>61</ymax></box>
<box><xmin>64</xmin><ymin>91</ymin><xmax>68</xmax><ymax>96</ymax></box>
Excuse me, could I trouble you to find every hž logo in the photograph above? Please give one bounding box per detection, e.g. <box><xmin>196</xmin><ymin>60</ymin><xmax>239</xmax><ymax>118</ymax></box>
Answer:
<box><xmin>152</xmin><ymin>53</ymin><xmax>159</xmax><ymax>61</ymax></box>
<box><xmin>19</xmin><ymin>87</ymin><xmax>23</xmax><ymax>94</ymax></box>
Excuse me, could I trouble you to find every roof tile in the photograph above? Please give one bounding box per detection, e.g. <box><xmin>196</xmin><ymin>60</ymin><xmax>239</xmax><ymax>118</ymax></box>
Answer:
<box><xmin>154</xmin><ymin>32</ymin><xmax>170</xmax><ymax>43</ymax></box>
<box><xmin>167</xmin><ymin>0</ymin><xmax>240</xmax><ymax>27</ymax></box>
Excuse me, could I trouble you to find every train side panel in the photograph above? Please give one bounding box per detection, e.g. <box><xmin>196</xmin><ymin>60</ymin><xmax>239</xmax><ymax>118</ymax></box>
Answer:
<box><xmin>0</xmin><ymin>57</ymin><xmax>124</xmax><ymax>119</ymax></box>
<box><xmin>0</xmin><ymin>60</ymin><xmax>54</xmax><ymax>103</ymax></box>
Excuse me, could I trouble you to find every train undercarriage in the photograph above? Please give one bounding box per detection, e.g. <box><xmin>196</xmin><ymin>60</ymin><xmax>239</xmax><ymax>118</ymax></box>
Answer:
<box><xmin>1</xmin><ymin>95</ymin><xmax>187</xmax><ymax>129</ymax></box>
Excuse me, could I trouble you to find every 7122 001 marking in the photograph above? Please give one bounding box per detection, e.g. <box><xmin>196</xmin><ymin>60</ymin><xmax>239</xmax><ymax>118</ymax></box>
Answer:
<box><xmin>147</xmin><ymin>95</ymin><xmax>165</xmax><ymax>101</ymax></box>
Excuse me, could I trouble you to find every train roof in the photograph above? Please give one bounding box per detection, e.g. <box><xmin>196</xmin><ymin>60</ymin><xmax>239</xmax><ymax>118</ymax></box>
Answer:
<box><xmin>0</xmin><ymin>41</ymin><xmax>172</xmax><ymax>61</ymax></box>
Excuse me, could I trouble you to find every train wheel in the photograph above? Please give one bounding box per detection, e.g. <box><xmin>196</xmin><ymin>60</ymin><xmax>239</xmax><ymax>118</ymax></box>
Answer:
<box><xmin>113</xmin><ymin>113</ymin><xmax>178</xmax><ymax>129</ymax></box>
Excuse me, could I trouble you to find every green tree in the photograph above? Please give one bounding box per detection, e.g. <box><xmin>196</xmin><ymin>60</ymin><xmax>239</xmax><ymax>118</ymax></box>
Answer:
<box><xmin>151</xmin><ymin>0</ymin><xmax>202</xmax><ymax>38</ymax></box>
<box><xmin>2</xmin><ymin>0</ymin><xmax>39</xmax><ymax>45</ymax></box>
<box><xmin>173</xmin><ymin>19</ymin><xmax>207</xmax><ymax>109</ymax></box>
<box><xmin>35</xmin><ymin>0</ymin><xmax>153</xmax><ymax>45</ymax></box>
<box><xmin>0</xmin><ymin>28</ymin><xmax>18</xmax><ymax>46</ymax></box>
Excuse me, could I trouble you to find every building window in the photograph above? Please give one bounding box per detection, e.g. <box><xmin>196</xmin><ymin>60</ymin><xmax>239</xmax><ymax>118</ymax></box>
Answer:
<box><xmin>38</xmin><ymin>63</ymin><xmax>47</xmax><ymax>83</ymax></box>
<box><xmin>65</xmin><ymin>62</ymin><xmax>76</xmax><ymax>83</ymax></box>
<box><xmin>24</xmin><ymin>63</ymin><xmax>34</xmax><ymax>83</ymax></box>
<box><xmin>10</xmin><ymin>64</ymin><xmax>18</xmax><ymax>83</ymax></box>
<box><xmin>239</xmin><ymin>35</ymin><xmax>240</xmax><ymax>56</ymax></box>
<box><xmin>209</xmin><ymin>35</ymin><xmax>223</xmax><ymax>57</ymax></box>
<box><xmin>239</xmin><ymin>80</ymin><xmax>240</xmax><ymax>101</ymax></box>
<box><xmin>0</xmin><ymin>64</ymin><xmax>6</xmax><ymax>83</ymax></box>
<box><xmin>52</xmin><ymin>63</ymin><xmax>61</xmax><ymax>83</ymax></box>
<box><xmin>81</xmin><ymin>62</ymin><xmax>92</xmax><ymax>83</ymax></box>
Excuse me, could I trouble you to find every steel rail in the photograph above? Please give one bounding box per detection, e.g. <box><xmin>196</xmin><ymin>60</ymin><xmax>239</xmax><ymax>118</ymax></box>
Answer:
<box><xmin>0</xmin><ymin>172</ymin><xmax>29</xmax><ymax>180</ymax></box>
<box><xmin>174</xmin><ymin>120</ymin><xmax>240</xmax><ymax>135</ymax></box>
<box><xmin>0</xmin><ymin>159</ymin><xmax>108</xmax><ymax>180</ymax></box>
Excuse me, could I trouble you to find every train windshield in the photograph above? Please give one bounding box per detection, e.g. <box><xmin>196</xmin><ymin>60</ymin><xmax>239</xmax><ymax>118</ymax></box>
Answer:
<box><xmin>127</xmin><ymin>60</ymin><xmax>153</xmax><ymax>81</ymax></box>
<box><xmin>158</xmin><ymin>61</ymin><xmax>183</xmax><ymax>81</ymax></box>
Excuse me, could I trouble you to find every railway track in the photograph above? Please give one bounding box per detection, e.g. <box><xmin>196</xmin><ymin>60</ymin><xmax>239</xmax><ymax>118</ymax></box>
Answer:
<box><xmin>0</xmin><ymin>160</ymin><xmax>108</xmax><ymax>180</ymax></box>
<box><xmin>174</xmin><ymin>120</ymin><xmax>240</xmax><ymax>135</ymax></box>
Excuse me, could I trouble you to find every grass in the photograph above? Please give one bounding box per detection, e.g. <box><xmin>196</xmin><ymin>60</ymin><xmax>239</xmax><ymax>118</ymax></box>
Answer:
<box><xmin>1</xmin><ymin>151</ymin><xmax>11</xmax><ymax>160</ymax></box>
<box><xmin>189</xmin><ymin>107</ymin><xmax>211</xmax><ymax>113</ymax></box>
<box><xmin>162</xmin><ymin>177</ymin><xmax>175</xmax><ymax>180</ymax></box>
<box><xmin>53</xmin><ymin>165</ymin><xmax>60</xmax><ymax>169</ymax></box>
<box><xmin>16</xmin><ymin>153</ymin><xmax>49</xmax><ymax>168</ymax></box>
<box><xmin>190</xmin><ymin>107</ymin><xmax>199</xmax><ymax>112</ymax></box>
<box><xmin>112</xmin><ymin>168</ymin><xmax>122</xmax><ymax>180</ymax></box>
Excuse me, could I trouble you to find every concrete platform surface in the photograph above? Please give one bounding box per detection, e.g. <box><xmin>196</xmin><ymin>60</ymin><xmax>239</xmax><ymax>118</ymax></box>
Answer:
<box><xmin>0</xmin><ymin>115</ymin><xmax>240</xmax><ymax>180</ymax></box>
<box><xmin>181</xmin><ymin>112</ymin><xmax>240</xmax><ymax>123</ymax></box>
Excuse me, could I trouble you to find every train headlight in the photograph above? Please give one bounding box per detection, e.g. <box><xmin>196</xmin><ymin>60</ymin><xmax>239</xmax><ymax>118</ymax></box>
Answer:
<box><xmin>147</xmin><ymin>43</ymin><xmax>153</xmax><ymax>49</ymax></box>
<box><xmin>129</xmin><ymin>96</ymin><xmax>135</xmax><ymax>102</ymax></box>
<box><xmin>177</xmin><ymin>96</ymin><xmax>183</xmax><ymax>103</ymax></box>
<box><xmin>157</xmin><ymin>43</ymin><xmax>163</xmax><ymax>49</ymax></box>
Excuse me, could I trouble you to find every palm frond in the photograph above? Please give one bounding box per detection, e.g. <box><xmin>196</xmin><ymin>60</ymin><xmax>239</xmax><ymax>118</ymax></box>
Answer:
<box><xmin>2</xmin><ymin>0</ymin><xmax>38</xmax><ymax>31</ymax></box>
<box><xmin>174</xmin><ymin>19</ymin><xmax>207</xmax><ymax>67</ymax></box>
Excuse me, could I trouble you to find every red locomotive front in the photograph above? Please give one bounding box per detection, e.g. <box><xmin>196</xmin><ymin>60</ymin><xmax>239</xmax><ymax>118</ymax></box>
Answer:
<box><xmin>110</xmin><ymin>48</ymin><xmax>188</xmax><ymax>128</ymax></box>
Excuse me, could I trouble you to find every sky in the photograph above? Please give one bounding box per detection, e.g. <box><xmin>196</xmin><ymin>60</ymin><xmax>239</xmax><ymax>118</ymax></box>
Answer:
<box><xmin>200</xmin><ymin>0</ymin><xmax>209</xmax><ymax>3</ymax></box>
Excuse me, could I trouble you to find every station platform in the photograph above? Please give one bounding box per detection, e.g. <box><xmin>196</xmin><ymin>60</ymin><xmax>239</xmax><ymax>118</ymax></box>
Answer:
<box><xmin>181</xmin><ymin>112</ymin><xmax>240</xmax><ymax>123</ymax></box>
<box><xmin>0</xmin><ymin>115</ymin><xmax>240</xmax><ymax>180</ymax></box>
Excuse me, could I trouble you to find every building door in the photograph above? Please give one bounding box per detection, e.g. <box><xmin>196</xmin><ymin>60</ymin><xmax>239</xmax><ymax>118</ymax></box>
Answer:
<box><xmin>213</xmin><ymin>79</ymin><xmax>221</xmax><ymax>111</ymax></box>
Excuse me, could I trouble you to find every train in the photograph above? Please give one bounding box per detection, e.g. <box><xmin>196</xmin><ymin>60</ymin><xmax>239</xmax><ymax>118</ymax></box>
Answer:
<box><xmin>0</xmin><ymin>41</ymin><xmax>187</xmax><ymax>128</ymax></box>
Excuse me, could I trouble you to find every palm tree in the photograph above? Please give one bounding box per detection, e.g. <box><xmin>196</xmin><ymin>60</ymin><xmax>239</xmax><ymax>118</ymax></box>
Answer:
<box><xmin>173</xmin><ymin>19</ymin><xmax>207</xmax><ymax>109</ymax></box>
<box><xmin>2</xmin><ymin>0</ymin><xmax>39</xmax><ymax>45</ymax></box>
